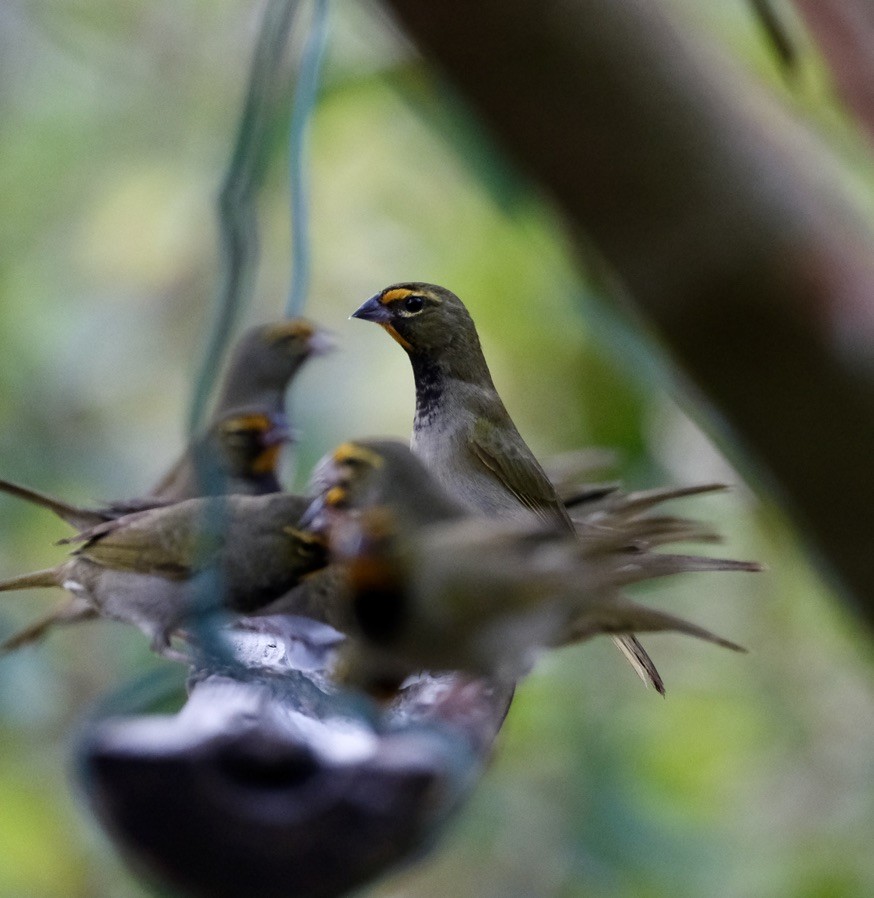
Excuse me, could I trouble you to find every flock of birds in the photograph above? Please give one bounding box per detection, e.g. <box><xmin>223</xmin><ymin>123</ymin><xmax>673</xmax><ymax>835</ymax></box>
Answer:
<box><xmin>0</xmin><ymin>283</ymin><xmax>760</xmax><ymax>696</ymax></box>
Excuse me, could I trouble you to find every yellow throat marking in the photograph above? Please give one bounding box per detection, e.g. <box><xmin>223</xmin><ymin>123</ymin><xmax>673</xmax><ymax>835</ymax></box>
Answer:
<box><xmin>380</xmin><ymin>323</ymin><xmax>412</xmax><ymax>352</ymax></box>
<box><xmin>223</xmin><ymin>412</ymin><xmax>272</xmax><ymax>433</ymax></box>
<box><xmin>252</xmin><ymin>444</ymin><xmax>281</xmax><ymax>474</ymax></box>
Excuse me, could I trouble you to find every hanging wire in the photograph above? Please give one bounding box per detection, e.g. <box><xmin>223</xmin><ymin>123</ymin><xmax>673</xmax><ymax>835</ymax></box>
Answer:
<box><xmin>183</xmin><ymin>0</ymin><xmax>301</xmax><ymax>662</ymax></box>
<box><xmin>179</xmin><ymin>0</ymin><xmax>328</xmax><ymax>660</ymax></box>
<box><xmin>285</xmin><ymin>0</ymin><xmax>330</xmax><ymax>318</ymax></box>
<box><xmin>187</xmin><ymin>0</ymin><xmax>300</xmax><ymax>441</ymax></box>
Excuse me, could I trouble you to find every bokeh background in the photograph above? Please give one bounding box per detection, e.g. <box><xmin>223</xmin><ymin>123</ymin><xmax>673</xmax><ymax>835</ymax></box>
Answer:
<box><xmin>1</xmin><ymin>1</ymin><xmax>873</xmax><ymax>896</ymax></box>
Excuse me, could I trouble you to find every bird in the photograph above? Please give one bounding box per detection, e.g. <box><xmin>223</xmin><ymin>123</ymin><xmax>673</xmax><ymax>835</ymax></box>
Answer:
<box><xmin>235</xmin><ymin>438</ymin><xmax>463</xmax><ymax>631</ymax></box>
<box><xmin>321</xmin><ymin>483</ymin><xmax>760</xmax><ymax>694</ymax></box>
<box><xmin>0</xmin><ymin>318</ymin><xmax>332</xmax><ymax>529</ymax></box>
<box><xmin>303</xmin><ymin>438</ymin><xmax>468</xmax><ymax>533</ymax></box>
<box><xmin>351</xmin><ymin>282</ymin><xmax>666</xmax><ymax>693</ymax></box>
<box><xmin>294</xmin><ymin>438</ymin><xmax>759</xmax><ymax>695</ymax></box>
<box><xmin>145</xmin><ymin>317</ymin><xmax>334</xmax><ymax>503</ymax></box>
<box><xmin>0</xmin><ymin>410</ymin><xmax>293</xmax><ymax>532</ymax></box>
<box><xmin>0</xmin><ymin>492</ymin><xmax>326</xmax><ymax>655</ymax></box>
<box><xmin>143</xmin><ymin>406</ymin><xmax>292</xmax><ymax>507</ymax></box>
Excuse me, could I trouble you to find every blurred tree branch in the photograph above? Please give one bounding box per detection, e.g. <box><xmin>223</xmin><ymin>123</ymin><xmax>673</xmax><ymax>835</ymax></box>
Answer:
<box><xmin>381</xmin><ymin>0</ymin><xmax>874</xmax><ymax>625</ymax></box>
<box><xmin>792</xmin><ymin>0</ymin><xmax>874</xmax><ymax>145</ymax></box>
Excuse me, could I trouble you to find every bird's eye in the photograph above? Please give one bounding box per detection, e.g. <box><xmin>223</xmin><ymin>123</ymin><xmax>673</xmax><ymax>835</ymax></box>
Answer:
<box><xmin>403</xmin><ymin>295</ymin><xmax>425</xmax><ymax>313</ymax></box>
<box><xmin>223</xmin><ymin>427</ymin><xmax>257</xmax><ymax>443</ymax></box>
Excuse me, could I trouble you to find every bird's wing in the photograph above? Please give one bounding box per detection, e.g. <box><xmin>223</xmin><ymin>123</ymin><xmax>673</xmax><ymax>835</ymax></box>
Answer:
<box><xmin>470</xmin><ymin>420</ymin><xmax>573</xmax><ymax>531</ymax></box>
<box><xmin>102</xmin><ymin>495</ymin><xmax>174</xmax><ymax>517</ymax></box>
<box><xmin>67</xmin><ymin>508</ymin><xmax>197</xmax><ymax>578</ymax></box>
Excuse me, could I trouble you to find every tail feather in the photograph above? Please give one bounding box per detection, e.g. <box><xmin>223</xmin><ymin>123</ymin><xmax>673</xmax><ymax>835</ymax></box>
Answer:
<box><xmin>1</xmin><ymin>598</ymin><xmax>96</xmax><ymax>651</ymax></box>
<box><xmin>0</xmin><ymin>568</ymin><xmax>61</xmax><ymax>593</ymax></box>
<box><xmin>617</xmin><ymin>483</ymin><xmax>728</xmax><ymax>516</ymax></box>
<box><xmin>577</xmin><ymin>517</ymin><xmax>723</xmax><ymax>552</ymax></box>
<box><xmin>611</xmin><ymin>634</ymin><xmax>665</xmax><ymax>695</ymax></box>
<box><xmin>610</xmin><ymin>554</ymin><xmax>762</xmax><ymax>587</ymax></box>
<box><xmin>562</xmin><ymin>483</ymin><xmax>621</xmax><ymax>509</ymax></box>
<box><xmin>0</xmin><ymin>478</ymin><xmax>106</xmax><ymax>530</ymax></box>
<box><xmin>580</xmin><ymin>602</ymin><xmax>746</xmax><ymax>653</ymax></box>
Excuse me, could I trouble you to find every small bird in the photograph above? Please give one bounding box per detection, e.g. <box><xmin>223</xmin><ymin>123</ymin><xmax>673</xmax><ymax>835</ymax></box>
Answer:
<box><xmin>239</xmin><ymin>438</ymin><xmax>463</xmax><ymax>629</ymax></box>
<box><xmin>352</xmin><ymin>283</ymin><xmax>665</xmax><ymax>693</ymax></box>
<box><xmin>324</xmin><ymin>496</ymin><xmax>760</xmax><ymax>694</ymax></box>
<box><xmin>0</xmin><ymin>411</ymin><xmax>293</xmax><ymax>532</ymax></box>
<box><xmin>0</xmin><ymin>318</ymin><xmax>331</xmax><ymax>528</ymax></box>
<box><xmin>291</xmin><ymin>438</ymin><xmax>758</xmax><ymax>695</ymax></box>
<box><xmin>0</xmin><ymin>492</ymin><xmax>326</xmax><ymax>655</ymax></box>
<box><xmin>147</xmin><ymin>318</ymin><xmax>333</xmax><ymax>502</ymax></box>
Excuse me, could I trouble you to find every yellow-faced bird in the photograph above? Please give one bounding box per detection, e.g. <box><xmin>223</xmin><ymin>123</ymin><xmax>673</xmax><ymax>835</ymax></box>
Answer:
<box><xmin>312</xmin><ymin>445</ymin><xmax>759</xmax><ymax>693</ymax></box>
<box><xmin>352</xmin><ymin>283</ymin><xmax>665</xmax><ymax>693</ymax></box>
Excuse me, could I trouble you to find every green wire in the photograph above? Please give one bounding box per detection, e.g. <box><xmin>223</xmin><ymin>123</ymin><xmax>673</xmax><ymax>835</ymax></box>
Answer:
<box><xmin>183</xmin><ymin>0</ymin><xmax>301</xmax><ymax>663</ymax></box>
<box><xmin>286</xmin><ymin>0</ymin><xmax>330</xmax><ymax>318</ymax></box>
<box><xmin>187</xmin><ymin>0</ymin><xmax>300</xmax><ymax>442</ymax></box>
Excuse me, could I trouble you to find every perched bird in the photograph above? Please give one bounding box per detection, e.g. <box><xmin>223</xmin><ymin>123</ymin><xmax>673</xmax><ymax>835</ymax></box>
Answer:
<box><xmin>0</xmin><ymin>411</ymin><xmax>292</xmax><ymax>532</ymax></box>
<box><xmin>0</xmin><ymin>492</ymin><xmax>326</xmax><ymax>655</ymax></box>
<box><xmin>325</xmin><ymin>491</ymin><xmax>760</xmax><ymax>694</ymax></box>
<box><xmin>293</xmin><ymin>439</ymin><xmax>758</xmax><ymax>695</ymax></box>
<box><xmin>145</xmin><ymin>317</ymin><xmax>333</xmax><ymax>503</ymax></box>
<box><xmin>352</xmin><ymin>283</ymin><xmax>665</xmax><ymax>692</ymax></box>
<box><xmin>237</xmin><ymin>438</ymin><xmax>460</xmax><ymax>629</ymax></box>
<box><xmin>0</xmin><ymin>318</ymin><xmax>331</xmax><ymax>529</ymax></box>
<box><xmin>144</xmin><ymin>407</ymin><xmax>292</xmax><ymax>507</ymax></box>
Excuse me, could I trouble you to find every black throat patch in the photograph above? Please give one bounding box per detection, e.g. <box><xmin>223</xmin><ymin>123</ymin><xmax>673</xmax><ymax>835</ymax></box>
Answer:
<box><xmin>411</xmin><ymin>355</ymin><xmax>446</xmax><ymax>429</ymax></box>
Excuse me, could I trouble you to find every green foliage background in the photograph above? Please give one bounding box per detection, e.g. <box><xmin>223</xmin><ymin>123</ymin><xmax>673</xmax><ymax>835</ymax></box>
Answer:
<box><xmin>0</xmin><ymin>2</ymin><xmax>873</xmax><ymax>896</ymax></box>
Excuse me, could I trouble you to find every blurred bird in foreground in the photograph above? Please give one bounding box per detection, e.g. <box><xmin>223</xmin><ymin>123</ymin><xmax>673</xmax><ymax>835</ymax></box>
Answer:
<box><xmin>352</xmin><ymin>283</ymin><xmax>665</xmax><ymax>693</ymax></box>
<box><xmin>0</xmin><ymin>492</ymin><xmax>326</xmax><ymax>655</ymax></box>
<box><xmin>301</xmin><ymin>438</ymin><xmax>761</xmax><ymax>695</ymax></box>
<box><xmin>240</xmin><ymin>438</ymin><xmax>470</xmax><ymax>636</ymax></box>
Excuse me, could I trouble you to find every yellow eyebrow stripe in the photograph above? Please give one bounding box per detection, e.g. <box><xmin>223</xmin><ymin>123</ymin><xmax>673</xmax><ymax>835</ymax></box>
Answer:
<box><xmin>222</xmin><ymin>413</ymin><xmax>272</xmax><ymax>432</ymax></box>
<box><xmin>380</xmin><ymin>288</ymin><xmax>413</xmax><ymax>305</ymax></box>
<box><xmin>332</xmin><ymin>443</ymin><xmax>385</xmax><ymax>468</ymax></box>
<box><xmin>264</xmin><ymin>319</ymin><xmax>314</xmax><ymax>341</ymax></box>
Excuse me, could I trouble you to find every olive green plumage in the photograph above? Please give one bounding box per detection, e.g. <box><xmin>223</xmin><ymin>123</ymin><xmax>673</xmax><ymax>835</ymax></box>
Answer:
<box><xmin>148</xmin><ymin>318</ymin><xmax>332</xmax><ymax>502</ymax></box>
<box><xmin>0</xmin><ymin>492</ymin><xmax>325</xmax><ymax>655</ymax></box>
<box><xmin>0</xmin><ymin>318</ymin><xmax>331</xmax><ymax>531</ymax></box>
<box><xmin>352</xmin><ymin>283</ymin><xmax>665</xmax><ymax>693</ymax></box>
<box><xmin>301</xmin><ymin>439</ymin><xmax>759</xmax><ymax>694</ymax></box>
<box><xmin>0</xmin><ymin>318</ymin><xmax>332</xmax><ymax>655</ymax></box>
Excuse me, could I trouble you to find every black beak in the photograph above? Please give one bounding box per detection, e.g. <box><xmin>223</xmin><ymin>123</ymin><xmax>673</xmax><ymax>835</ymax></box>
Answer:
<box><xmin>305</xmin><ymin>328</ymin><xmax>336</xmax><ymax>356</ymax></box>
<box><xmin>298</xmin><ymin>495</ymin><xmax>328</xmax><ymax>533</ymax></box>
<box><xmin>264</xmin><ymin>416</ymin><xmax>295</xmax><ymax>447</ymax></box>
<box><xmin>350</xmin><ymin>295</ymin><xmax>390</xmax><ymax>323</ymax></box>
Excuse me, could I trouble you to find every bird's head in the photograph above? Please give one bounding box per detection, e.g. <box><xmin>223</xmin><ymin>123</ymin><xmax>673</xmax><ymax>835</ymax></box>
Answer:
<box><xmin>217</xmin><ymin>319</ymin><xmax>334</xmax><ymax>410</ymax></box>
<box><xmin>260</xmin><ymin>318</ymin><xmax>335</xmax><ymax>364</ymax></box>
<box><xmin>307</xmin><ymin>441</ymin><xmax>386</xmax><ymax>508</ymax></box>
<box><xmin>306</xmin><ymin>438</ymin><xmax>465</xmax><ymax>533</ymax></box>
<box><xmin>351</xmin><ymin>283</ymin><xmax>480</xmax><ymax>361</ymax></box>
